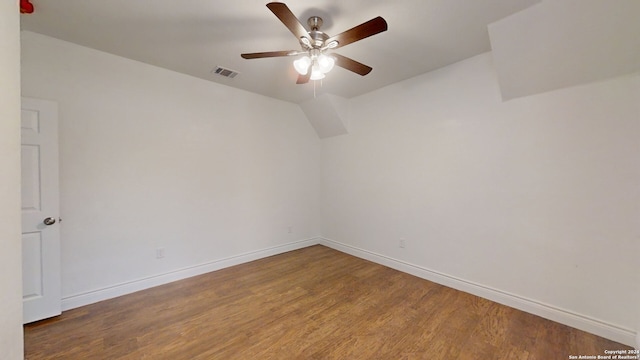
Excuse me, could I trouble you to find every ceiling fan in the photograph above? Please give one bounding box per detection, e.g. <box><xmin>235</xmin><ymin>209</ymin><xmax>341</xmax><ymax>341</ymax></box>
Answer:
<box><xmin>241</xmin><ymin>2</ymin><xmax>388</xmax><ymax>84</ymax></box>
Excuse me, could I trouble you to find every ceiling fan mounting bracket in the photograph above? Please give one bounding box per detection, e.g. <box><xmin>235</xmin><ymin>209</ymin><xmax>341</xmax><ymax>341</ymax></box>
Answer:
<box><xmin>307</xmin><ymin>16</ymin><xmax>323</xmax><ymax>31</ymax></box>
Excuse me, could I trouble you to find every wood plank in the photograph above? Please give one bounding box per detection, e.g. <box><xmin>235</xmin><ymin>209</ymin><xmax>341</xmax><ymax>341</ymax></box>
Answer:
<box><xmin>24</xmin><ymin>245</ymin><xmax>632</xmax><ymax>359</ymax></box>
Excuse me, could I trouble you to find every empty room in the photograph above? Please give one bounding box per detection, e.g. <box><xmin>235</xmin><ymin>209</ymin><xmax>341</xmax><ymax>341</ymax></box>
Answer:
<box><xmin>1</xmin><ymin>0</ymin><xmax>639</xmax><ymax>359</ymax></box>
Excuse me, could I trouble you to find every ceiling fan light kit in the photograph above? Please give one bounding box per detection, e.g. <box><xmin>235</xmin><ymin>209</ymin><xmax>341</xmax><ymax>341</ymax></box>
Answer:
<box><xmin>241</xmin><ymin>2</ymin><xmax>387</xmax><ymax>85</ymax></box>
<box><xmin>294</xmin><ymin>53</ymin><xmax>335</xmax><ymax>77</ymax></box>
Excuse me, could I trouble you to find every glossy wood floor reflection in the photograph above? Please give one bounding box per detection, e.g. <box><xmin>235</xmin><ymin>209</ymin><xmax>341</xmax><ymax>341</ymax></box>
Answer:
<box><xmin>25</xmin><ymin>245</ymin><xmax>630</xmax><ymax>359</ymax></box>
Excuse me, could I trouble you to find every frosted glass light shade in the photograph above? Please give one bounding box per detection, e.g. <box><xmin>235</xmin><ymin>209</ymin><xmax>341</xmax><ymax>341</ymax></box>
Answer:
<box><xmin>317</xmin><ymin>54</ymin><xmax>335</xmax><ymax>73</ymax></box>
<box><xmin>310</xmin><ymin>65</ymin><xmax>325</xmax><ymax>80</ymax></box>
<box><xmin>293</xmin><ymin>56</ymin><xmax>311</xmax><ymax>75</ymax></box>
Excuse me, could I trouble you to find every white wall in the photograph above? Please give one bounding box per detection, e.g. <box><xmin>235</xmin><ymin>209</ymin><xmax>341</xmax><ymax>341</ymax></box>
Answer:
<box><xmin>18</xmin><ymin>27</ymin><xmax>640</xmax><ymax>348</ymax></box>
<box><xmin>321</xmin><ymin>53</ymin><xmax>640</xmax><ymax>345</ymax></box>
<box><xmin>0</xmin><ymin>2</ymin><xmax>24</xmax><ymax>359</ymax></box>
<box><xmin>20</xmin><ymin>31</ymin><xmax>321</xmax><ymax>305</ymax></box>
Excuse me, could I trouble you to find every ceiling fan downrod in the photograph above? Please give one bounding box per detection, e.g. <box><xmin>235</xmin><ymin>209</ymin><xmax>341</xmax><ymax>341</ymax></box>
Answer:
<box><xmin>308</xmin><ymin>16</ymin><xmax>323</xmax><ymax>31</ymax></box>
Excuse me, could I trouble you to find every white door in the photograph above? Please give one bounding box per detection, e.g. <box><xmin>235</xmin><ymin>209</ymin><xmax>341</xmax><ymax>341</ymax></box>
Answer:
<box><xmin>21</xmin><ymin>97</ymin><xmax>62</xmax><ymax>323</ymax></box>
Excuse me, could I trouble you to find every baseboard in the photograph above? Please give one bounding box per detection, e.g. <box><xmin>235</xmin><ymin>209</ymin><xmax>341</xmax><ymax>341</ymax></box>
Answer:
<box><xmin>61</xmin><ymin>236</ymin><xmax>637</xmax><ymax>348</ymax></box>
<box><xmin>62</xmin><ymin>237</ymin><xmax>321</xmax><ymax>311</ymax></box>
<box><xmin>319</xmin><ymin>237</ymin><xmax>637</xmax><ymax>348</ymax></box>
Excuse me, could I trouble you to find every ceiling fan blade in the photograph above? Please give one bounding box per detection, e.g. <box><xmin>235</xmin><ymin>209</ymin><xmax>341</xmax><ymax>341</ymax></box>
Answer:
<box><xmin>296</xmin><ymin>63</ymin><xmax>312</xmax><ymax>84</ymax></box>
<box><xmin>333</xmin><ymin>53</ymin><xmax>372</xmax><ymax>76</ymax></box>
<box><xmin>266</xmin><ymin>2</ymin><xmax>311</xmax><ymax>43</ymax></box>
<box><xmin>326</xmin><ymin>16</ymin><xmax>388</xmax><ymax>49</ymax></box>
<box><xmin>241</xmin><ymin>50</ymin><xmax>297</xmax><ymax>59</ymax></box>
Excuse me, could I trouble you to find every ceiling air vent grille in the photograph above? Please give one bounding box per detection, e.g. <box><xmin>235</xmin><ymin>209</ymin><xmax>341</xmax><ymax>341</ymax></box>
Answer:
<box><xmin>211</xmin><ymin>66</ymin><xmax>239</xmax><ymax>79</ymax></box>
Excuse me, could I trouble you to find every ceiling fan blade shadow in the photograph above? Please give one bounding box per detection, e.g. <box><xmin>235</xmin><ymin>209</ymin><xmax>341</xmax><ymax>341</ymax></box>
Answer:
<box><xmin>326</xmin><ymin>16</ymin><xmax>388</xmax><ymax>49</ymax></box>
<box><xmin>241</xmin><ymin>50</ymin><xmax>297</xmax><ymax>59</ymax></box>
<box><xmin>296</xmin><ymin>63</ymin><xmax>312</xmax><ymax>84</ymax></box>
<box><xmin>333</xmin><ymin>53</ymin><xmax>372</xmax><ymax>76</ymax></box>
<box><xmin>267</xmin><ymin>2</ymin><xmax>311</xmax><ymax>43</ymax></box>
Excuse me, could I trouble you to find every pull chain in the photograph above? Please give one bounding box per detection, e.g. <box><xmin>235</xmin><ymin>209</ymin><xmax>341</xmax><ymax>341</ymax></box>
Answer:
<box><xmin>312</xmin><ymin>78</ymin><xmax>324</xmax><ymax>98</ymax></box>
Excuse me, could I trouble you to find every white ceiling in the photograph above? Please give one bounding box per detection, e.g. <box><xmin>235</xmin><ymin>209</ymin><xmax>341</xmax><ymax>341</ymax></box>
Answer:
<box><xmin>20</xmin><ymin>0</ymin><xmax>540</xmax><ymax>104</ymax></box>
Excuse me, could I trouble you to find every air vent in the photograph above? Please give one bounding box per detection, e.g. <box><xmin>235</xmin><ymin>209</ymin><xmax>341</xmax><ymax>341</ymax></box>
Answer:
<box><xmin>211</xmin><ymin>66</ymin><xmax>239</xmax><ymax>79</ymax></box>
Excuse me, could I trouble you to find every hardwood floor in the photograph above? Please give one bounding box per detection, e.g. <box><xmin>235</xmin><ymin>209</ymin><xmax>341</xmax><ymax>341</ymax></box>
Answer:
<box><xmin>24</xmin><ymin>245</ymin><xmax>631</xmax><ymax>359</ymax></box>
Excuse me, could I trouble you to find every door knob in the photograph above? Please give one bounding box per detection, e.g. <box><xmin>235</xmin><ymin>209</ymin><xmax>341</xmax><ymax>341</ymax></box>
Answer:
<box><xmin>43</xmin><ymin>217</ymin><xmax>56</xmax><ymax>226</ymax></box>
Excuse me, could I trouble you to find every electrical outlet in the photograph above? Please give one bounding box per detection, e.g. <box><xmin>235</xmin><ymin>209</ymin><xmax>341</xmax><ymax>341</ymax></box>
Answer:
<box><xmin>399</xmin><ymin>238</ymin><xmax>406</xmax><ymax>248</ymax></box>
<box><xmin>156</xmin><ymin>247</ymin><xmax>165</xmax><ymax>259</ymax></box>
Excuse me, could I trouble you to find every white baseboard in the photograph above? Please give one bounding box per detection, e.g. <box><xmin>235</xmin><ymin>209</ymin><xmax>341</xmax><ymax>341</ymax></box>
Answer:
<box><xmin>318</xmin><ymin>237</ymin><xmax>637</xmax><ymax>348</ymax></box>
<box><xmin>61</xmin><ymin>236</ymin><xmax>637</xmax><ymax>348</ymax></box>
<box><xmin>62</xmin><ymin>237</ymin><xmax>321</xmax><ymax>311</ymax></box>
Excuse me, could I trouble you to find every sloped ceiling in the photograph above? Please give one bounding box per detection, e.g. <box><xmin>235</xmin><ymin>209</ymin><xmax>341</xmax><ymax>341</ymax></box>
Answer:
<box><xmin>489</xmin><ymin>0</ymin><xmax>640</xmax><ymax>101</ymax></box>
<box><xmin>20</xmin><ymin>0</ymin><xmax>540</xmax><ymax>104</ymax></box>
<box><xmin>300</xmin><ymin>94</ymin><xmax>350</xmax><ymax>139</ymax></box>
